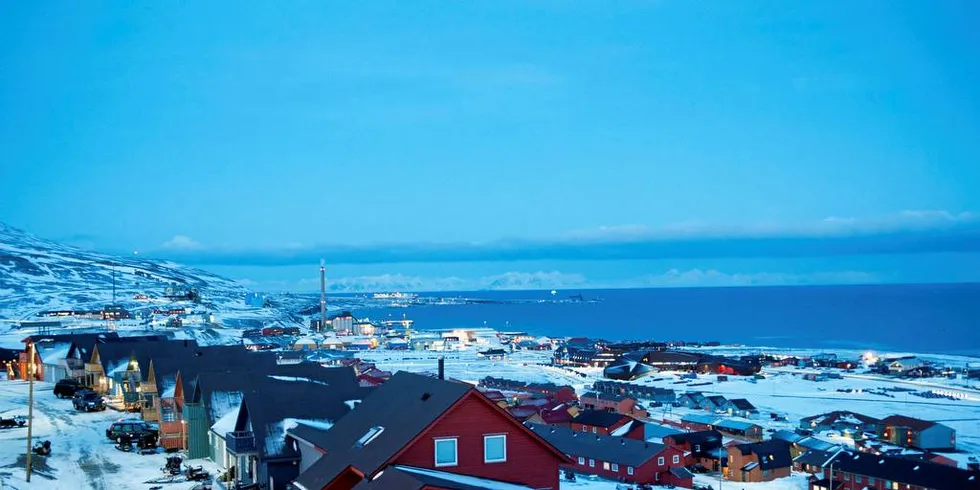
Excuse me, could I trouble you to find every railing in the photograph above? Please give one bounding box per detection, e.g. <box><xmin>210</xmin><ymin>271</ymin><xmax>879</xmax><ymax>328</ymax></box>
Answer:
<box><xmin>226</xmin><ymin>431</ymin><xmax>257</xmax><ymax>454</ymax></box>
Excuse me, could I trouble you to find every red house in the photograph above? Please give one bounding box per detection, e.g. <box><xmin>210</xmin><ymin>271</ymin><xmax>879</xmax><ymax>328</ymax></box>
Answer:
<box><xmin>580</xmin><ymin>391</ymin><xmax>648</xmax><ymax>418</ymax></box>
<box><xmin>528</xmin><ymin>424</ymin><xmax>695</xmax><ymax>487</ymax></box>
<box><xmin>571</xmin><ymin>410</ymin><xmax>640</xmax><ymax>437</ymax></box>
<box><xmin>289</xmin><ymin>371</ymin><xmax>571</xmax><ymax>490</ymax></box>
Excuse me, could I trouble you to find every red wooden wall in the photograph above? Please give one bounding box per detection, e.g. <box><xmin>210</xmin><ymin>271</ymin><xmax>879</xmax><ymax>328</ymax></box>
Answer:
<box><xmin>395</xmin><ymin>393</ymin><xmax>560</xmax><ymax>490</ymax></box>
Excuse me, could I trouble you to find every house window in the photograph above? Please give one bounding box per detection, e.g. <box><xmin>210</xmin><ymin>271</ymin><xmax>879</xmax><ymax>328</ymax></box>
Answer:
<box><xmin>658</xmin><ymin>456</ymin><xmax>665</xmax><ymax>466</ymax></box>
<box><xmin>603</xmin><ymin>462</ymin><xmax>610</xmax><ymax>470</ymax></box>
<box><xmin>855</xmin><ymin>476</ymin><xmax>862</xmax><ymax>483</ymax></box>
<box><xmin>763</xmin><ymin>469</ymin><xmax>770</xmax><ymax>477</ymax></box>
<box><xmin>672</xmin><ymin>455</ymin><xmax>680</xmax><ymax>464</ymax></box>
<box><xmin>582</xmin><ymin>425</ymin><xmax>588</xmax><ymax>432</ymax></box>
<box><xmin>694</xmin><ymin>444</ymin><xmax>701</xmax><ymax>452</ymax></box>
<box><xmin>592</xmin><ymin>427</ymin><xmax>597</xmax><ymax>434</ymax></box>
<box><xmin>484</xmin><ymin>435</ymin><xmax>506</xmax><ymax>463</ymax></box>
<box><xmin>868</xmin><ymin>477</ymin><xmax>875</xmax><ymax>484</ymax></box>
<box><xmin>612</xmin><ymin>463</ymin><xmax>619</xmax><ymax>472</ymax></box>
<box><xmin>434</xmin><ymin>438</ymin><xmax>457</xmax><ymax>467</ymax></box>
<box><xmin>578</xmin><ymin>456</ymin><xmax>585</xmax><ymax>465</ymax></box>
<box><xmin>627</xmin><ymin>466</ymin><xmax>634</xmax><ymax>475</ymax></box>
<box><xmin>589</xmin><ymin>459</ymin><xmax>595</xmax><ymax>467</ymax></box>
<box><xmin>844</xmin><ymin>474</ymin><xmax>850</xmax><ymax>481</ymax></box>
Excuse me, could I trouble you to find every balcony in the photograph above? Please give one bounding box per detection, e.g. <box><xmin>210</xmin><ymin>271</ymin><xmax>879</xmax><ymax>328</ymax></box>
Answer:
<box><xmin>226</xmin><ymin>431</ymin><xmax>257</xmax><ymax>454</ymax></box>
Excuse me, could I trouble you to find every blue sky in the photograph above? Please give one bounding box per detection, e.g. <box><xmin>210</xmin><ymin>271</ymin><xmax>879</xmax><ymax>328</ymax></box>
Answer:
<box><xmin>1</xmin><ymin>1</ymin><xmax>979</xmax><ymax>291</ymax></box>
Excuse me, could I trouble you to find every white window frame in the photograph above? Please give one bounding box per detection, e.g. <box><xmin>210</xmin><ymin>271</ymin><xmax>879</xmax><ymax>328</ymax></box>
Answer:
<box><xmin>612</xmin><ymin>463</ymin><xmax>619</xmax><ymax>472</ymax></box>
<box><xmin>592</xmin><ymin>427</ymin><xmax>597</xmax><ymax>434</ymax></box>
<box><xmin>578</xmin><ymin>456</ymin><xmax>585</xmax><ymax>465</ymax></box>
<box><xmin>627</xmin><ymin>466</ymin><xmax>634</xmax><ymax>475</ymax></box>
<box><xmin>483</xmin><ymin>434</ymin><xmax>506</xmax><ymax>463</ymax></box>
<box><xmin>673</xmin><ymin>454</ymin><xmax>680</xmax><ymax>464</ymax></box>
<box><xmin>694</xmin><ymin>444</ymin><xmax>700</xmax><ymax>452</ymax></box>
<box><xmin>602</xmin><ymin>462</ymin><xmax>610</xmax><ymax>470</ymax></box>
<box><xmin>433</xmin><ymin>437</ymin><xmax>458</xmax><ymax>467</ymax></box>
<box><xmin>658</xmin><ymin>456</ymin><xmax>665</xmax><ymax>466</ymax></box>
<box><xmin>589</xmin><ymin>459</ymin><xmax>595</xmax><ymax>467</ymax></box>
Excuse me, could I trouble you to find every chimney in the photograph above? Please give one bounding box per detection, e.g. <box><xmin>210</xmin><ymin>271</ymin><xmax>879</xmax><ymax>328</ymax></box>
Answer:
<box><xmin>438</xmin><ymin>356</ymin><xmax>445</xmax><ymax>380</ymax></box>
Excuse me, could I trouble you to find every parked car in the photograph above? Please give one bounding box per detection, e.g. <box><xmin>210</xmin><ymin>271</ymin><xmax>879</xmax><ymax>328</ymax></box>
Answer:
<box><xmin>106</xmin><ymin>419</ymin><xmax>158</xmax><ymax>443</ymax></box>
<box><xmin>0</xmin><ymin>415</ymin><xmax>27</xmax><ymax>429</ymax></box>
<box><xmin>73</xmin><ymin>390</ymin><xmax>107</xmax><ymax>412</ymax></box>
<box><xmin>54</xmin><ymin>379</ymin><xmax>88</xmax><ymax>399</ymax></box>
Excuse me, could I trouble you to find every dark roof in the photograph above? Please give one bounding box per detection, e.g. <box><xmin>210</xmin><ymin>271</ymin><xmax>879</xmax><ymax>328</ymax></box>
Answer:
<box><xmin>825</xmin><ymin>450</ymin><xmax>980</xmax><ymax>490</ymax></box>
<box><xmin>793</xmin><ymin>448</ymin><xmax>842</xmax><ymax>468</ymax></box>
<box><xmin>527</xmin><ymin>424</ymin><xmax>667</xmax><ymax>467</ymax></box>
<box><xmin>0</xmin><ymin>347</ymin><xmax>20</xmax><ymax>362</ymax></box>
<box><xmin>353</xmin><ymin>465</ymin><xmax>535</xmax><ymax>490</ymax></box>
<box><xmin>728</xmin><ymin>398</ymin><xmax>756</xmax><ymax>410</ymax></box>
<box><xmin>581</xmin><ymin>391</ymin><xmax>632</xmax><ymax>403</ymax></box>
<box><xmin>665</xmin><ymin>430</ymin><xmax>723</xmax><ymax>451</ymax></box>
<box><xmin>705</xmin><ymin>395</ymin><xmax>727</xmax><ymax>405</ymax></box>
<box><xmin>291</xmin><ymin>372</ymin><xmax>474</xmax><ymax>489</ymax></box>
<box><xmin>573</xmin><ymin>410</ymin><xmax>630</xmax><ymax>428</ymax></box>
<box><xmin>731</xmin><ymin>440</ymin><xmax>792</xmax><ymax>470</ymax></box>
<box><xmin>881</xmin><ymin>415</ymin><xmax>939</xmax><ymax>431</ymax></box>
<box><xmin>234</xmin><ymin>377</ymin><xmax>361</xmax><ymax>459</ymax></box>
<box><xmin>801</xmin><ymin>411</ymin><xmax>882</xmax><ymax>426</ymax></box>
<box><xmin>190</xmin><ymin>364</ymin><xmax>363</xmax><ymax>421</ymax></box>
<box><xmin>22</xmin><ymin>332</ymin><xmax>120</xmax><ymax>344</ymax></box>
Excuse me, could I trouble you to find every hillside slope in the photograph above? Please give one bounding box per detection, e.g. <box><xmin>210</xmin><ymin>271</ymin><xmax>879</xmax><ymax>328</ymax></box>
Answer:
<box><xmin>0</xmin><ymin>222</ymin><xmax>251</xmax><ymax>320</ymax></box>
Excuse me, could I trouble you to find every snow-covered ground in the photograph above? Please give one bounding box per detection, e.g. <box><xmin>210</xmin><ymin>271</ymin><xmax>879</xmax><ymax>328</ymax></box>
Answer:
<box><xmin>0</xmin><ymin>377</ymin><xmax>217</xmax><ymax>490</ymax></box>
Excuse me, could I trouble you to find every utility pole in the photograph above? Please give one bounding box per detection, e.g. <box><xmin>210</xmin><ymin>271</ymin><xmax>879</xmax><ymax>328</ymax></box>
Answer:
<box><xmin>25</xmin><ymin>341</ymin><xmax>35</xmax><ymax>482</ymax></box>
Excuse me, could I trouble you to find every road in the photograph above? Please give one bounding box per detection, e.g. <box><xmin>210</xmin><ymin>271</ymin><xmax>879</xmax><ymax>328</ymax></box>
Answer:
<box><xmin>0</xmin><ymin>379</ymin><xmax>209</xmax><ymax>490</ymax></box>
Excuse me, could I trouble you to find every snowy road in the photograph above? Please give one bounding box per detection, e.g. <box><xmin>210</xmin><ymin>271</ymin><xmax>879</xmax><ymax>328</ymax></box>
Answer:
<box><xmin>0</xmin><ymin>380</ymin><xmax>214</xmax><ymax>490</ymax></box>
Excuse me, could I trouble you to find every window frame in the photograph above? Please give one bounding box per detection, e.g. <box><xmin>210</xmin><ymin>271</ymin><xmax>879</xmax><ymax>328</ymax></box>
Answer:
<box><xmin>589</xmin><ymin>459</ymin><xmax>595</xmax><ymax>468</ymax></box>
<box><xmin>611</xmin><ymin>463</ymin><xmax>619</xmax><ymax>472</ymax></box>
<box><xmin>658</xmin><ymin>456</ymin><xmax>665</xmax><ymax>466</ymax></box>
<box><xmin>433</xmin><ymin>437</ymin><xmax>458</xmax><ymax>467</ymax></box>
<box><xmin>578</xmin><ymin>456</ymin><xmax>585</xmax><ymax>465</ymax></box>
<box><xmin>483</xmin><ymin>434</ymin><xmax>507</xmax><ymax>463</ymax></box>
<box><xmin>602</xmin><ymin>461</ymin><xmax>610</xmax><ymax>470</ymax></box>
<box><xmin>627</xmin><ymin>466</ymin><xmax>634</xmax><ymax>475</ymax></box>
<box><xmin>672</xmin><ymin>454</ymin><xmax>680</xmax><ymax>464</ymax></box>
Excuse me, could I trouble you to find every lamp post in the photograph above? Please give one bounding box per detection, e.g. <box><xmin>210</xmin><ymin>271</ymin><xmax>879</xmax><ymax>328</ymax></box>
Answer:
<box><xmin>25</xmin><ymin>342</ymin><xmax>35</xmax><ymax>482</ymax></box>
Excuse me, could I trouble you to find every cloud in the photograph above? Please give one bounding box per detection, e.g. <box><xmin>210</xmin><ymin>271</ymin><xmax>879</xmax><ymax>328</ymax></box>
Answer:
<box><xmin>148</xmin><ymin>211</ymin><xmax>980</xmax><ymax>266</ymax></box>
<box><xmin>161</xmin><ymin>235</ymin><xmax>202</xmax><ymax>250</ymax></box>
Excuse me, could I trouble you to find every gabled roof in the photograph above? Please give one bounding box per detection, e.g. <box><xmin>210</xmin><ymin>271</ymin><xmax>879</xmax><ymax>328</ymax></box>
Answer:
<box><xmin>731</xmin><ymin>440</ymin><xmax>792</xmax><ymax>470</ymax></box>
<box><xmin>353</xmin><ymin>465</ymin><xmax>535</xmax><ymax>490</ymax></box>
<box><xmin>664</xmin><ymin>430</ymin><xmax>723</xmax><ymax>450</ymax></box>
<box><xmin>881</xmin><ymin>415</ymin><xmax>939</xmax><ymax>431</ymax></box>
<box><xmin>292</xmin><ymin>372</ymin><xmax>567</xmax><ymax>490</ymax></box>
<box><xmin>705</xmin><ymin>395</ymin><xmax>728</xmax><ymax>406</ymax></box>
<box><xmin>801</xmin><ymin>411</ymin><xmax>882</xmax><ymax>426</ymax></box>
<box><xmin>823</xmin><ymin>450</ymin><xmax>980</xmax><ymax>490</ymax></box>
<box><xmin>728</xmin><ymin>398</ymin><xmax>756</xmax><ymax>410</ymax></box>
<box><xmin>234</xmin><ymin>377</ymin><xmax>360</xmax><ymax>459</ymax></box>
<box><xmin>527</xmin><ymin>424</ymin><xmax>668</xmax><ymax>467</ymax></box>
<box><xmin>714</xmin><ymin>419</ymin><xmax>761</xmax><ymax>432</ymax></box>
<box><xmin>573</xmin><ymin>410</ymin><xmax>631</xmax><ymax>428</ymax></box>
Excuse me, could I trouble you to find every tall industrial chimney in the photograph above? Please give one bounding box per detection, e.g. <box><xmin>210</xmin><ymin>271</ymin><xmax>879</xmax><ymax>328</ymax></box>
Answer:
<box><xmin>438</xmin><ymin>356</ymin><xmax>445</xmax><ymax>380</ymax></box>
<box><xmin>319</xmin><ymin>260</ymin><xmax>327</xmax><ymax>333</ymax></box>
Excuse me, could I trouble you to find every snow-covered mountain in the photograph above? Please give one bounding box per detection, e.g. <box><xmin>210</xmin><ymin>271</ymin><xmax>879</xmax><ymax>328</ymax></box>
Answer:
<box><xmin>0</xmin><ymin>222</ymin><xmax>252</xmax><ymax>321</ymax></box>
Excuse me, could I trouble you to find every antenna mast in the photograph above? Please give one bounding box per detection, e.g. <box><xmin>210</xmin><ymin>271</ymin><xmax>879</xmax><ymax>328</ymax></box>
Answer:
<box><xmin>320</xmin><ymin>260</ymin><xmax>327</xmax><ymax>333</ymax></box>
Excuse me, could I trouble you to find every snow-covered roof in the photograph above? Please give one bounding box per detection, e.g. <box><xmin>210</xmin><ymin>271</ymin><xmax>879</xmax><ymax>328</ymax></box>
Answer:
<box><xmin>265</xmin><ymin>418</ymin><xmax>335</xmax><ymax>456</ymax></box>
<box><xmin>391</xmin><ymin>465</ymin><xmax>535</xmax><ymax>490</ymax></box>
<box><xmin>209</xmin><ymin>391</ymin><xmax>244</xmax><ymax>421</ymax></box>
<box><xmin>295</xmin><ymin>337</ymin><xmax>317</xmax><ymax>345</ymax></box>
<box><xmin>38</xmin><ymin>342</ymin><xmax>71</xmax><ymax>365</ymax></box>
<box><xmin>211</xmin><ymin>409</ymin><xmax>238</xmax><ymax>438</ymax></box>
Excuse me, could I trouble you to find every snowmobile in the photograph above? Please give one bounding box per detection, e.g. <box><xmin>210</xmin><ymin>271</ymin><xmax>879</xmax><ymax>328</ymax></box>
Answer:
<box><xmin>32</xmin><ymin>440</ymin><xmax>51</xmax><ymax>456</ymax></box>
<box><xmin>0</xmin><ymin>415</ymin><xmax>27</xmax><ymax>429</ymax></box>
<box><xmin>114</xmin><ymin>433</ymin><xmax>134</xmax><ymax>452</ymax></box>
<box><xmin>184</xmin><ymin>463</ymin><xmax>211</xmax><ymax>482</ymax></box>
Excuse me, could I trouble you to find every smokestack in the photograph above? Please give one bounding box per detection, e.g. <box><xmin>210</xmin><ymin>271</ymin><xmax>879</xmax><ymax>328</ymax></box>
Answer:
<box><xmin>319</xmin><ymin>260</ymin><xmax>326</xmax><ymax>333</ymax></box>
<box><xmin>438</xmin><ymin>356</ymin><xmax>445</xmax><ymax>380</ymax></box>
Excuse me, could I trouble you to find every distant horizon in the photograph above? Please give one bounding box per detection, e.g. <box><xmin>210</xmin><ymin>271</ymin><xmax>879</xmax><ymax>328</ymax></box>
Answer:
<box><xmin>280</xmin><ymin>280</ymin><xmax>980</xmax><ymax>297</ymax></box>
